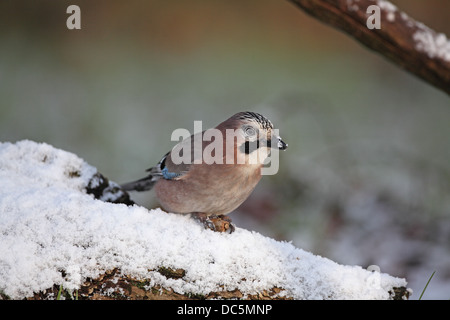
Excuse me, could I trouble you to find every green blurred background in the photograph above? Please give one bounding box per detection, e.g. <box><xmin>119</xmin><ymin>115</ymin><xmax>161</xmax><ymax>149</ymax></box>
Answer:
<box><xmin>1</xmin><ymin>0</ymin><xmax>449</xmax><ymax>299</ymax></box>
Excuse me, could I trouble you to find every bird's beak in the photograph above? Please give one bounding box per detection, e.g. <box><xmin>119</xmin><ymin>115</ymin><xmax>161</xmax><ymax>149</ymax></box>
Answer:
<box><xmin>277</xmin><ymin>136</ymin><xmax>288</xmax><ymax>150</ymax></box>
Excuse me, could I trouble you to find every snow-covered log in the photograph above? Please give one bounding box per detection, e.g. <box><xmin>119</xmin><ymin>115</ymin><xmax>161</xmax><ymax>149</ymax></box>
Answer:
<box><xmin>0</xmin><ymin>140</ymin><xmax>410</xmax><ymax>300</ymax></box>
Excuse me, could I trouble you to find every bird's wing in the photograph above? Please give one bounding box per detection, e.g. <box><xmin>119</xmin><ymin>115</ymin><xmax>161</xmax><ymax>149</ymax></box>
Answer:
<box><xmin>121</xmin><ymin>130</ymin><xmax>207</xmax><ymax>191</ymax></box>
<box><xmin>120</xmin><ymin>151</ymin><xmax>176</xmax><ymax>191</ymax></box>
<box><xmin>149</xmin><ymin>150</ymin><xmax>190</xmax><ymax>180</ymax></box>
<box><xmin>159</xmin><ymin>131</ymin><xmax>204</xmax><ymax>180</ymax></box>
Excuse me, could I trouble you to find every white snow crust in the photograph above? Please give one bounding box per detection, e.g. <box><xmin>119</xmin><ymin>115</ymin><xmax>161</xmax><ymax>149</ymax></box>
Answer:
<box><xmin>413</xmin><ymin>28</ymin><xmax>450</xmax><ymax>62</ymax></box>
<box><xmin>377</xmin><ymin>0</ymin><xmax>397</xmax><ymax>22</ymax></box>
<box><xmin>0</xmin><ymin>140</ymin><xmax>407</xmax><ymax>299</ymax></box>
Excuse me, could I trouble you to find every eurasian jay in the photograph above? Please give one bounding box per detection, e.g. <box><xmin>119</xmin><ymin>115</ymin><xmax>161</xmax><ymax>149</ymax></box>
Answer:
<box><xmin>121</xmin><ymin>111</ymin><xmax>287</xmax><ymax>232</ymax></box>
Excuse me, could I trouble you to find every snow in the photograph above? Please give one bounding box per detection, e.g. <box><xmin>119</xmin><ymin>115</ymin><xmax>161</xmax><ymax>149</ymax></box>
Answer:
<box><xmin>348</xmin><ymin>0</ymin><xmax>396</xmax><ymax>21</ymax></box>
<box><xmin>363</xmin><ymin>0</ymin><xmax>450</xmax><ymax>62</ymax></box>
<box><xmin>0</xmin><ymin>140</ymin><xmax>408</xmax><ymax>299</ymax></box>
<box><xmin>413</xmin><ymin>28</ymin><xmax>450</xmax><ymax>62</ymax></box>
<box><xmin>346</xmin><ymin>0</ymin><xmax>360</xmax><ymax>12</ymax></box>
<box><xmin>377</xmin><ymin>0</ymin><xmax>397</xmax><ymax>22</ymax></box>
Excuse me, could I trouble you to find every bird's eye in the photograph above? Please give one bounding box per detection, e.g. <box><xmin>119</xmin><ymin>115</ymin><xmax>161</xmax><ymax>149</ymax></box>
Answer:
<box><xmin>244</xmin><ymin>126</ymin><xmax>256</xmax><ymax>137</ymax></box>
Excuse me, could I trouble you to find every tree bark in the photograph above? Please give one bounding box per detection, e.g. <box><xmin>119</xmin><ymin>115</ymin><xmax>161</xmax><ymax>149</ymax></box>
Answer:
<box><xmin>27</xmin><ymin>268</ymin><xmax>411</xmax><ymax>300</ymax></box>
<box><xmin>287</xmin><ymin>0</ymin><xmax>450</xmax><ymax>95</ymax></box>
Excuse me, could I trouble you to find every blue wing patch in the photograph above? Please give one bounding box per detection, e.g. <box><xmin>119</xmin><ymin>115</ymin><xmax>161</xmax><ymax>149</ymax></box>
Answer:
<box><xmin>161</xmin><ymin>167</ymin><xmax>182</xmax><ymax>180</ymax></box>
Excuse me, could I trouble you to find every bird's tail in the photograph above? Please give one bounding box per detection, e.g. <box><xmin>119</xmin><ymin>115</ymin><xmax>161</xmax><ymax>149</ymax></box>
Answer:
<box><xmin>120</xmin><ymin>175</ymin><xmax>158</xmax><ymax>192</ymax></box>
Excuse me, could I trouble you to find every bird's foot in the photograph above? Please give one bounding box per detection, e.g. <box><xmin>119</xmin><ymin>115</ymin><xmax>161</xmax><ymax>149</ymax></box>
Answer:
<box><xmin>192</xmin><ymin>213</ymin><xmax>235</xmax><ymax>233</ymax></box>
<box><xmin>214</xmin><ymin>215</ymin><xmax>235</xmax><ymax>234</ymax></box>
<box><xmin>192</xmin><ymin>213</ymin><xmax>216</xmax><ymax>231</ymax></box>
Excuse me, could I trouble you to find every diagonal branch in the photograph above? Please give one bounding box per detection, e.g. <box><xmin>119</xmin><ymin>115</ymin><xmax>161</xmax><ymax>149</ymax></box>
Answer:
<box><xmin>287</xmin><ymin>0</ymin><xmax>450</xmax><ymax>95</ymax></box>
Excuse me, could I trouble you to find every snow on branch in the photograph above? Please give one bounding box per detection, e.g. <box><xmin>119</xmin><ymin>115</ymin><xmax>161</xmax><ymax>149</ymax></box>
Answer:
<box><xmin>0</xmin><ymin>140</ymin><xmax>410</xmax><ymax>300</ymax></box>
<box><xmin>287</xmin><ymin>0</ymin><xmax>450</xmax><ymax>95</ymax></box>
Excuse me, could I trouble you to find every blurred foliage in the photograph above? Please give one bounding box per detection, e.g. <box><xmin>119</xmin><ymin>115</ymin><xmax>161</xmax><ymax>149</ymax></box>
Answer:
<box><xmin>0</xmin><ymin>0</ymin><xmax>449</xmax><ymax>298</ymax></box>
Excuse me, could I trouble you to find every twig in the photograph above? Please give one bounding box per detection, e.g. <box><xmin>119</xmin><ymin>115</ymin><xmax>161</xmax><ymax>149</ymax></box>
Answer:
<box><xmin>287</xmin><ymin>0</ymin><xmax>450</xmax><ymax>95</ymax></box>
<box><xmin>419</xmin><ymin>271</ymin><xmax>436</xmax><ymax>300</ymax></box>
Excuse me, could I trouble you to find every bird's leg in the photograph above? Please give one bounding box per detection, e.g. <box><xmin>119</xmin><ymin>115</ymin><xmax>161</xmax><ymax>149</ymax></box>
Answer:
<box><xmin>192</xmin><ymin>212</ymin><xmax>216</xmax><ymax>231</ymax></box>
<box><xmin>191</xmin><ymin>213</ymin><xmax>235</xmax><ymax>233</ymax></box>
<box><xmin>217</xmin><ymin>215</ymin><xmax>235</xmax><ymax>234</ymax></box>
<box><xmin>207</xmin><ymin>214</ymin><xmax>235</xmax><ymax>233</ymax></box>
<box><xmin>209</xmin><ymin>214</ymin><xmax>234</xmax><ymax>233</ymax></box>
